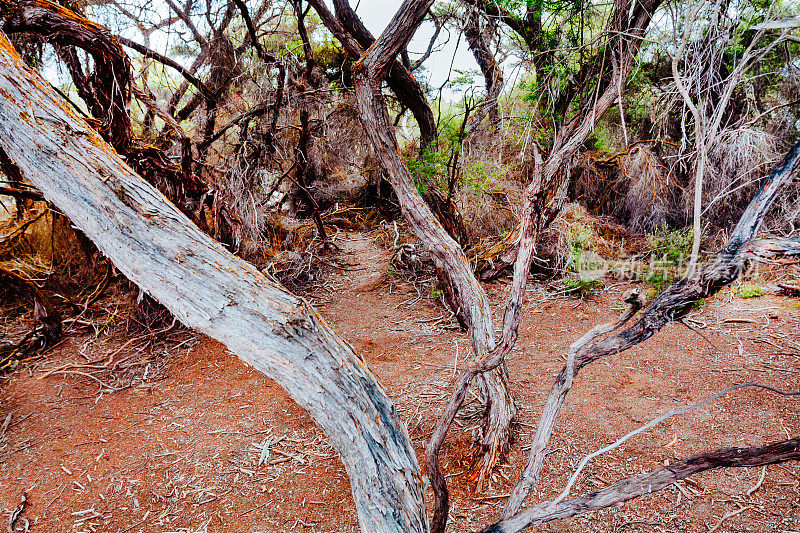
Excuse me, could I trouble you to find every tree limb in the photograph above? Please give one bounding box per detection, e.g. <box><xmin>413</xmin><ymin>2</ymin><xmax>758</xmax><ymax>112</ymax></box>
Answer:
<box><xmin>485</xmin><ymin>438</ymin><xmax>800</xmax><ymax>533</ymax></box>
<box><xmin>307</xmin><ymin>0</ymin><xmax>438</xmax><ymax>151</ymax></box>
<box><xmin>117</xmin><ymin>35</ymin><xmax>213</xmax><ymax>100</ymax></box>
<box><xmin>502</xmin><ymin>139</ymin><xmax>800</xmax><ymax>517</ymax></box>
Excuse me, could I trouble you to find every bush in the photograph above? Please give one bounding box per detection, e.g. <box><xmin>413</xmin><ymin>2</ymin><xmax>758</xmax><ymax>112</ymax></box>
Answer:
<box><xmin>646</xmin><ymin>223</ymin><xmax>694</xmax><ymax>264</ymax></box>
<box><xmin>566</xmin><ymin>223</ymin><xmax>593</xmax><ymax>273</ymax></box>
<box><xmin>562</xmin><ymin>277</ymin><xmax>603</xmax><ymax>297</ymax></box>
<box><xmin>738</xmin><ymin>283</ymin><xmax>765</xmax><ymax>298</ymax></box>
<box><xmin>645</xmin><ymin>269</ymin><xmax>673</xmax><ymax>292</ymax></box>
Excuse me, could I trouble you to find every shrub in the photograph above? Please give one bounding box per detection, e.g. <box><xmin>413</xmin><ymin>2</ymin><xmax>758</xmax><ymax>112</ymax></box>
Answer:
<box><xmin>562</xmin><ymin>277</ymin><xmax>603</xmax><ymax>297</ymax></box>
<box><xmin>566</xmin><ymin>223</ymin><xmax>593</xmax><ymax>272</ymax></box>
<box><xmin>646</xmin><ymin>223</ymin><xmax>694</xmax><ymax>264</ymax></box>
<box><xmin>738</xmin><ymin>283</ymin><xmax>765</xmax><ymax>298</ymax></box>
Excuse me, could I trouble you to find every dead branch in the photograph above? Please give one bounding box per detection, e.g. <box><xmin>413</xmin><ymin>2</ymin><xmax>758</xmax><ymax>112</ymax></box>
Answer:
<box><xmin>555</xmin><ymin>382</ymin><xmax>800</xmax><ymax>505</ymax></box>
<box><xmin>117</xmin><ymin>35</ymin><xmax>212</xmax><ymax>101</ymax></box>
<box><xmin>0</xmin><ymin>0</ymin><xmax>132</xmax><ymax>152</ymax></box>
<box><xmin>484</xmin><ymin>438</ymin><xmax>800</xmax><ymax>533</ymax></box>
<box><xmin>502</xmin><ymin>139</ymin><xmax>800</xmax><ymax>518</ymax></box>
<box><xmin>0</xmin><ymin>186</ymin><xmax>42</xmax><ymax>201</ymax></box>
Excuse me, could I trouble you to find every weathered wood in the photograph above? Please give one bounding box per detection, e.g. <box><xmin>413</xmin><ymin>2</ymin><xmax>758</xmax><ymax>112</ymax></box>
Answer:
<box><xmin>0</xmin><ymin>32</ymin><xmax>428</xmax><ymax>533</ymax></box>
<box><xmin>425</xmin><ymin>146</ymin><xmax>547</xmax><ymax>533</ymax></box>
<box><xmin>0</xmin><ymin>0</ymin><xmax>131</xmax><ymax>152</ymax></box>
<box><xmin>351</xmin><ymin>1</ymin><xmax>516</xmax><ymax>506</ymax></box>
<box><xmin>485</xmin><ymin>438</ymin><xmax>800</xmax><ymax>533</ymax></box>
<box><xmin>463</xmin><ymin>7</ymin><xmax>503</xmax><ymax>134</ymax></box>
<box><xmin>307</xmin><ymin>0</ymin><xmax>438</xmax><ymax>152</ymax></box>
<box><xmin>502</xmin><ymin>139</ymin><xmax>800</xmax><ymax>518</ymax></box>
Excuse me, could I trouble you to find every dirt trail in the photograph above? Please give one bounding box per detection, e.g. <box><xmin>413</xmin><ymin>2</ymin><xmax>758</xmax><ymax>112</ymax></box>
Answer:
<box><xmin>1</xmin><ymin>232</ymin><xmax>799</xmax><ymax>532</ymax></box>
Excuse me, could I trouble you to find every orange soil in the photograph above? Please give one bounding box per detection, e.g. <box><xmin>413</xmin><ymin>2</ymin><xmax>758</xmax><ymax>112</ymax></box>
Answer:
<box><xmin>1</xmin><ymin>232</ymin><xmax>799</xmax><ymax>532</ymax></box>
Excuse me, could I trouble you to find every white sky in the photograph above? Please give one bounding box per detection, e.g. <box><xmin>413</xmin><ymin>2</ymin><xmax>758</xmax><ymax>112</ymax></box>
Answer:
<box><xmin>45</xmin><ymin>1</ymin><xmax>496</xmax><ymax>103</ymax></box>
<box><xmin>332</xmin><ymin>0</ymin><xmax>484</xmax><ymax>93</ymax></box>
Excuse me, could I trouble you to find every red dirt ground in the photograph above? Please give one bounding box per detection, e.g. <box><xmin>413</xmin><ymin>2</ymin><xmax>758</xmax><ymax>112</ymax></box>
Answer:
<box><xmin>1</xmin><ymin>232</ymin><xmax>799</xmax><ymax>532</ymax></box>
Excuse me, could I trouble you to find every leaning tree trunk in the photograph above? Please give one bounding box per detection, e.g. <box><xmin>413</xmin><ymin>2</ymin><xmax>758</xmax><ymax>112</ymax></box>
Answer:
<box><xmin>351</xmin><ymin>0</ymin><xmax>516</xmax><ymax>483</ymax></box>
<box><xmin>0</xmin><ymin>32</ymin><xmax>428</xmax><ymax>533</ymax></box>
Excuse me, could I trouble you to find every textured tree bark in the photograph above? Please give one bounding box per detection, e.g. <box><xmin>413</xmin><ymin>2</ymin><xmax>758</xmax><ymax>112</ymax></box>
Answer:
<box><xmin>0</xmin><ymin>32</ymin><xmax>428</xmax><ymax>533</ymax></box>
<box><xmin>485</xmin><ymin>438</ymin><xmax>800</xmax><ymax>533</ymax></box>
<box><xmin>501</xmin><ymin>139</ymin><xmax>800</xmax><ymax>518</ymax></box>
<box><xmin>306</xmin><ymin>0</ymin><xmax>438</xmax><ymax>152</ymax></box>
<box><xmin>463</xmin><ymin>7</ymin><xmax>503</xmax><ymax>134</ymax></box>
<box><xmin>351</xmin><ymin>0</ymin><xmax>516</xmax><ymax>497</ymax></box>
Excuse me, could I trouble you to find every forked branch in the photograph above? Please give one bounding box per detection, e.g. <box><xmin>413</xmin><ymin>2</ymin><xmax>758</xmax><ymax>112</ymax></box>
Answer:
<box><xmin>502</xmin><ymin>139</ymin><xmax>800</xmax><ymax>517</ymax></box>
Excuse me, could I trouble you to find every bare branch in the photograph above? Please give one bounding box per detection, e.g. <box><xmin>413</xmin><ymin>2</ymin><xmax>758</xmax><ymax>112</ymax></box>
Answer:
<box><xmin>485</xmin><ymin>438</ymin><xmax>800</xmax><ymax>533</ymax></box>
<box><xmin>502</xmin><ymin>139</ymin><xmax>800</xmax><ymax>517</ymax></box>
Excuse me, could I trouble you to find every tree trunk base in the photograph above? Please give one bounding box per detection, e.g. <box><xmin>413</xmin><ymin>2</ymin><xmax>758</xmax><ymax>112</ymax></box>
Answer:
<box><xmin>471</xmin><ymin>363</ymin><xmax>517</xmax><ymax>489</ymax></box>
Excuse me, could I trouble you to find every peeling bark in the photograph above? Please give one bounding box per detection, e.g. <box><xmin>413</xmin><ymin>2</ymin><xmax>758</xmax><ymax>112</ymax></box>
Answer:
<box><xmin>0</xmin><ymin>32</ymin><xmax>428</xmax><ymax>533</ymax></box>
<box><xmin>463</xmin><ymin>7</ymin><xmax>503</xmax><ymax>134</ymax></box>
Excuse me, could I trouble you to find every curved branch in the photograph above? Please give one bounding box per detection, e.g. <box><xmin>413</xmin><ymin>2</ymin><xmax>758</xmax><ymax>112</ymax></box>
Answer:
<box><xmin>308</xmin><ymin>0</ymin><xmax>438</xmax><ymax>151</ymax></box>
<box><xmin>0</xmin><ymin>0</ymin><xmax>131</xmax><ymax>152</ymax></box>
<box><xmin>463</xmin><ymin>7</ymin><xmax>503</xmax><ymax>134</ymax></box>
<box><xmin>117</xmin><ymin>36</ymin><xmax>213</xmax><ymax>100</ymax></box>
<box><xmin>502</xmin><ymin>139</ymin><xmax>800</xmax><ymax>518</ymax></box>
<box><xmin>485</xmin><ymin>438</ymin><xmax>800</xmax><ymax>533</ymax></box>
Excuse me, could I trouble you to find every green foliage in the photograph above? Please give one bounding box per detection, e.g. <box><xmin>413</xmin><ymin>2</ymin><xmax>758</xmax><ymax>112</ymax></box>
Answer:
<box><xmin>738</xmin><ymin>283</ymin><xmax>765</xmax><ymax>298</ymax></box>
<box><xmin>562</xmin><ymin>277</ymin><xmax>603</xmax><ymax>297</ymax></box>
<box><xmin>407</xmin><ymin>148</ymin><xmax>449</xmax><ymax>195</ymax></box>
<box><xmin>407</xmin><ymin>98</ymin><xmax>506</xmax><ymax>201</ymax></box>
<box><xmin>646</xmin><ymin>224</ymin><xmax>694</xmax><ymax>264</ymax></box>
<box><xmin>589</xmin><ymin>122</ymin><xmax>617</xmax><ymax>154</ymax></box>
<box><xmin>448</xmin><ymin>69</ymin><xmax>478</xmax><ymax>91</ymax></box>
<box><xmin>642</xmin><ymin>225</ymin><xmax>695</xmax><ymax>291</ymax></box>
<box><xmin>645</xmin><ymin>270</ymin><xmax>673</xmax><ymax>292</ymax></box>
<box><xmin>566</xmin><ymin>223</ymin><xmax>593</xmax><ymax>272</ymax></box>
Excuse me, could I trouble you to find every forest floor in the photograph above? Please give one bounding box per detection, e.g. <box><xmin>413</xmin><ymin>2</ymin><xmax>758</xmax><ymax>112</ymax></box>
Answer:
<box><xmin>1</xmin><ymin>231</ymin><xmax>799</xmax><ymax>533</ymax></box>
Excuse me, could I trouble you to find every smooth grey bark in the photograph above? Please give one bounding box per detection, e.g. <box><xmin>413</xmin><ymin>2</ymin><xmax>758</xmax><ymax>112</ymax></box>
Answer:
<box><xmin>0</xmin><ymin>32</ymin><xmax>427</xmax><ymax>533</ymax></box>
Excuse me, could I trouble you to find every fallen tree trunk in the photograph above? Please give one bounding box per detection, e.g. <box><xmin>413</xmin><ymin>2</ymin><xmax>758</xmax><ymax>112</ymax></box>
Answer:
<box><xmin>0</xmin><ymin>32</ymin><xmax>428</xmax><ymax>533</ymax></box>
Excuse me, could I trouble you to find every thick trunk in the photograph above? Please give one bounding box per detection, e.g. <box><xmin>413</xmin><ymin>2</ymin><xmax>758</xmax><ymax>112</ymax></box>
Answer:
<box><xmin>0</xmin><ymin>32</ymin><xmax>427</xmax><ymax>533</ymax></box>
